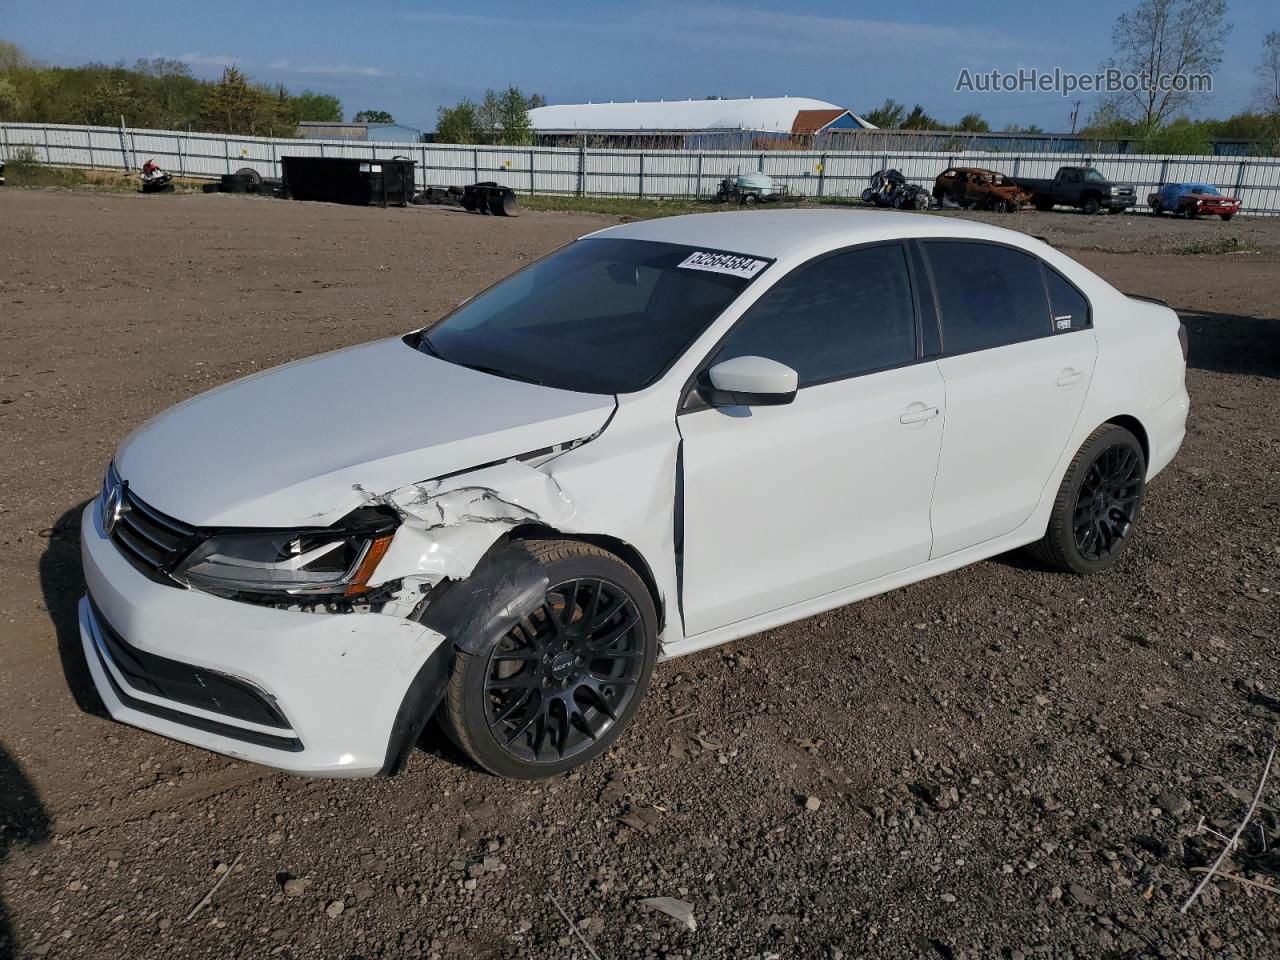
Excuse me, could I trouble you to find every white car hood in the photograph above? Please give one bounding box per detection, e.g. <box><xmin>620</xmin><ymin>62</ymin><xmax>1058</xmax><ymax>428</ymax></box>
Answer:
<box><xmin>115</xmin><ymin>338</ymin><xmax>616</xmax><ymax>527</ymax></box>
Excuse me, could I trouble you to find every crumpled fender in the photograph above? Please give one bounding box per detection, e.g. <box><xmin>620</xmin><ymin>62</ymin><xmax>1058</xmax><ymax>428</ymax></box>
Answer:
<box><xmin>362</xmin><ymin>460</ymin><xmax>575</xmax><ymax>586</ymax></box>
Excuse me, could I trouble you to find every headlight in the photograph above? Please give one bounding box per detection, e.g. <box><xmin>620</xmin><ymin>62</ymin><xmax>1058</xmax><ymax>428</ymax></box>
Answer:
<box><xmin>173</xmin><ymin>527</ymin><xmax>394</xmax><ymax>598</ymax></box>
<box><xmin>1110</xmin><ymin>186</ymin><xmax>1120</xmax><ymax>194</ymax></box>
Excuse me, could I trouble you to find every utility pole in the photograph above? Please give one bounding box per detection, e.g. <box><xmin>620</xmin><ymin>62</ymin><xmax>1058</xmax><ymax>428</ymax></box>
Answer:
<box><xmin>1069</xmin><ymin>100</ymin><xmax>1081</xmax><ymax>134</ymax></box>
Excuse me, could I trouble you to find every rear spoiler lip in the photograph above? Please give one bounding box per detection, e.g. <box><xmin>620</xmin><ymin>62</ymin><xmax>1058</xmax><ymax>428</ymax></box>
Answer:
<box><xmin>1126</xmin><ymin>293</ymin><xmax>1171</xmax><ymax>308</ymax></box>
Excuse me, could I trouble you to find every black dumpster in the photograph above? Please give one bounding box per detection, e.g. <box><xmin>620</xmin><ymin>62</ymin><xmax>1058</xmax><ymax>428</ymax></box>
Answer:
<box><xmin>280</xmin><ymin>156</ymin><xmax>415</xmax><ymax>207</ymax></box>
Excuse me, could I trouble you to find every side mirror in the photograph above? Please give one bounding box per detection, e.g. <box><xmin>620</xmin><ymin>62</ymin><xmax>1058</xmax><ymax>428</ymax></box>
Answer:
<box><xmin>702</xmin><ymin>356</ymin><xmax>798</xmax><ymax>407</ymax></box>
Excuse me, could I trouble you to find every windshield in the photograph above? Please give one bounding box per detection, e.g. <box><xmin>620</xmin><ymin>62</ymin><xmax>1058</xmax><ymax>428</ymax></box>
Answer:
<box><xmin>416</xmin><ymin>238</ymin><xmax>767</xmax><ymax>394</ymax></box>
<box><xmin>1081</xmin><ymin>169</ymin><xmax>1107</xmax><ymax>183</ymax></box>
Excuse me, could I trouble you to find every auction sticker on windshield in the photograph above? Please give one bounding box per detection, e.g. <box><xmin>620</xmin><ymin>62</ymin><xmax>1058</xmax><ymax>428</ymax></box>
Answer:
<box><xmin>677</xmin><ymin>251</ymin><xmax>769</xmax><ymax>278</ymax></box>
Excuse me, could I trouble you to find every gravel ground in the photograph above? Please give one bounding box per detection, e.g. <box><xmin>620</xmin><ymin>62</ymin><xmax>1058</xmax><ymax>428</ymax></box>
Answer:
<box><xmin>0</xmin><ymin>189</ymin><xmax>1277</xmax><ymax>960</ymax></box>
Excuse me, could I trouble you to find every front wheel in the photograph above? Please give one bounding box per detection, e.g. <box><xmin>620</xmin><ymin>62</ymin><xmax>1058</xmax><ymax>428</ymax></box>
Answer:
<box><xmin>1026</xmin><ymin>424</ymin><xmax>1146</xmax><ymax>575</ymax></box>
<box><xmin>442</xmin><ymin>540</ymin><xmax>658</xmax><ymax>778</ymax></box>
<box><xmin>1081</xmin><ymin>196</ymin><xmax>1101</xmax><ymax>215</ymax></box>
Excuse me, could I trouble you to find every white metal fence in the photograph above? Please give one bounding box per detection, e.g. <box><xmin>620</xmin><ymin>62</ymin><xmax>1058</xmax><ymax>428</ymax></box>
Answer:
<box><xmin>3</xmin><ymin>121</ymin><xmax>1279</xmax><ymax>216</ymax></box>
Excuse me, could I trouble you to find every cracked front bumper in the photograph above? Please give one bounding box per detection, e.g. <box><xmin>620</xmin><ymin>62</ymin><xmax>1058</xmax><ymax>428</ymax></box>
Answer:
<box><xmin>79</xmin><ymin>502</ymin><xmax>447</xmax><ymax>776</ymax></box>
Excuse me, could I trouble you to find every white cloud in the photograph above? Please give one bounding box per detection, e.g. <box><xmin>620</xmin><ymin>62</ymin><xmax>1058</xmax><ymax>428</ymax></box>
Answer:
<box><xmin>267</xmin><ymin>59</ymin><xmax>392</xmax><ymax>78</ymax></box>
<box><xmin>177</xmin><ymin>51</ymin><xmax>239</xmax><ymax>68</ymax></box>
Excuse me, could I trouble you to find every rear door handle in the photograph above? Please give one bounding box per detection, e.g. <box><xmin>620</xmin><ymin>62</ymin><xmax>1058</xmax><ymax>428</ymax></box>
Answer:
<box><xmin>1056</xmin><ymin>368</ymin><xmax>1086</xmax><ymax>387</ymax></box>
<box><xmin>900</xmin><ymin>404</ymin><xmax>940</xmax><ymax>425</ymax></box>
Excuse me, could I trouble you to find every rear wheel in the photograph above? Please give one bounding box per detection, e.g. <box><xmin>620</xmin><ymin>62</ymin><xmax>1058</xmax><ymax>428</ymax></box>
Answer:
<box><xmin>443</xmin><ymin>540</ymin><xmax>658</xmax><ymax>778</ymax></box>
<box><xmin>1026</xmin><ymin>424</ymin><xmax>1146</xmax><ymax>575</ymax></box>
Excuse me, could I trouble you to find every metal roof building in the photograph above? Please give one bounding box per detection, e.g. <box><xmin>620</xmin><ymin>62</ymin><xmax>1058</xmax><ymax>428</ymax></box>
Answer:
<box><xmin>528</xmin><ymin>97</ymin><xmax>876</xmax><ymax>149</ymax></box>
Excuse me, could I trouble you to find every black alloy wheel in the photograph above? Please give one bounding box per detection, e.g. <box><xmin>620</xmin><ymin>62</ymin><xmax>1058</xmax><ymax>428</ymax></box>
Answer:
<box><xmin>485</xmin><ymin>577</ymin><xmax>644</xmax><ymax>763</ymax></box>
<box><xmin>1071</xmin><ymin>443</ymin><xmax>1144</xmax><ymax>561</ymax></box>
<box><xmin>442</xmin><ymin>539</ymin><xmax>658</xmax><ymax>778</ymax></box>
<box><xmin>1026</xmin><ymin>423</ymin><xmax>1147</xmax><ymax>575</ymax></box>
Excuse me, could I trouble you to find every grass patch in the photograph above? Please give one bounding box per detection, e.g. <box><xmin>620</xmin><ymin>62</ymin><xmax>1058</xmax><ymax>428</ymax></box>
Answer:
<box><xmin>519</xmin><ymin>194</ymin><xmax>717</xmax><ymax>219</ymax></box>
<box><xmin>1171</xmin><ymin>234</ymin><xmax>1253</xmax><ymax>256</ymax></box>
<box><xmin>519</xmin><ymin>193</ymin><xmax>865</xmax><ymax>220</ymax></box>
<box><xmin>3</xmin><ymin>153</ymin><xmax>205</xmax><ymax>193</ymax></box>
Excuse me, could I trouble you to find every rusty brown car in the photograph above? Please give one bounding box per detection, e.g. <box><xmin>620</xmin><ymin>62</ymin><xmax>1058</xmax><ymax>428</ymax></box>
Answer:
<box><xmin>932</xmin><ymin>167</ymin><xmax>1031</xmax><ymax>213</ymax></box>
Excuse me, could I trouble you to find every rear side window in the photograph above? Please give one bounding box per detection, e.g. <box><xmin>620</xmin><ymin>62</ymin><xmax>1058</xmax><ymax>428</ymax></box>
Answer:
<box><xmin>1042</xmin><ymin>266</ymin><xmax>1091</xmax><ymax>333</ymax></box>
<box><xmin>924</xmin><ymin>241</ymin><xmax>1050</xmax><ymax>354</ymax></box>
<box><xmin>711</xmin><ymin>243</ymin><xmax>917</xmax><ymax>387</ymax></box>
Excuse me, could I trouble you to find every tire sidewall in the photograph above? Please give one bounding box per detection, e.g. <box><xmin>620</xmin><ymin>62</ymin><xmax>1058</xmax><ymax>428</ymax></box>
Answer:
<box><xmin>451</xmin><ymin>544</ymin><xmax>659</xmax><ymax>779</ymax></box>
<box><xmin>1056</xmin><ymin>427</ymin><xmax>1147</xmax><ymax>574</ymax></box>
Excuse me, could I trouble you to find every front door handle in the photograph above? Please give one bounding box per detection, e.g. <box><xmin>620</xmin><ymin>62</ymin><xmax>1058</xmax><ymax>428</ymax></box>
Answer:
<box><xmin>900</xmin><ymin>403</ymin><xmax>940</xmax><ymax>425</ymax></box>
<box><xmin>1057</xmin><ymin>368</ymin><xmax>1086</xmax><ymax>387</ymax></box>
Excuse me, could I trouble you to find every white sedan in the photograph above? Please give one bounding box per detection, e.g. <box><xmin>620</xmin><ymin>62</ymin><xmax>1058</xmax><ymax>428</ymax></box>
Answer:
<box><xmin>80</xmin><ymin>210</ymin><xmax>1189</xmax><ymax>779</ymax></box>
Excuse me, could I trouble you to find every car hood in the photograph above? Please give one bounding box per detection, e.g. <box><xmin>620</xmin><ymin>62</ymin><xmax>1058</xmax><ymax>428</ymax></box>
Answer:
<box><xmin>115</xmin><ymin>338</ymin><xmax>616</xmax><ymax>527</ymax></box>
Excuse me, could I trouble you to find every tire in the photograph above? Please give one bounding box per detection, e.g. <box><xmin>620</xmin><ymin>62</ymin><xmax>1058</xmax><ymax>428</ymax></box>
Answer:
<box><xmin>1181</xmin><ymin>204</ymin><xmax>1196</xmax><ymax>219</ymax></box>
<box><xmin>1081</xmin><ymin>196</ymin><xmax>1101</xmax><ymax>215</ymax></box>
<box><xmin>1149</xmin><ymin>201</ymin><xmax>1162</xmax><ymax>216</ymax></box>
<box><xmin>1025</xmin><ymin>424</ymin><xmax>1146</xmax><ymax>576</ymax></box>
<box><xmin>234</xmin><ymin>167</ymin><xmax>261</xmax><ymax>186</ymax></box>
<box><xmin>861</xmin><ymin>188</ymin><xmax>875</xmax><ymax>204</ymax></box>
<box><xmin>743</xmin><ymin>193</ymin><xmax>758</xmax><ymax>206</ymax></box>
<box><xmin>202</xmin><ymin>183</ymin><xmax>220</xmax><ymax>194</ymax></box>
<box><xmin>442</xmin><ymin>539</ymin><xmax>659</xmax><ymax>779</ymax></box>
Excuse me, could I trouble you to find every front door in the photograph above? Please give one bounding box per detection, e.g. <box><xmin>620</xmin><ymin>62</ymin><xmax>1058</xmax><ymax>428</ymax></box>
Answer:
<box><xmin>678</xmin><ymin>242</ymin><xmax>945</xmax><ymax>636</ymax></box>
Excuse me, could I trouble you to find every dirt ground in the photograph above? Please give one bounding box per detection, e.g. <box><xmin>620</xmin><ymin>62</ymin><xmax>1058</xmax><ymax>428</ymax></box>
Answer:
<box><xmin>0</xmin><ymin>189</ymin><xmax>1277</xmax><ymax>960</ymax></box>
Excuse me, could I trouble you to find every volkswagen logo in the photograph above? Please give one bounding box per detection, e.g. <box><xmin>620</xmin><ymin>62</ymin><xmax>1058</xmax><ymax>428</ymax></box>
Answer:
<box><xmin>102</xmin><ymin>480</ymin><xmax>127</xmax><ymax>536</ymax></box>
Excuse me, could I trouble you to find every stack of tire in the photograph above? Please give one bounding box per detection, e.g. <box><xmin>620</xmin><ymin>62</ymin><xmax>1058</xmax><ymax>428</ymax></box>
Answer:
<box><xmin>411</xmin><ymin>181</ymin><xmax>520</xmax><ymax>217</ymax></box>
<box><xmin>202</xmin><ymin>167</ymin><xmax>282</xmax><ymax>197</ymax></box>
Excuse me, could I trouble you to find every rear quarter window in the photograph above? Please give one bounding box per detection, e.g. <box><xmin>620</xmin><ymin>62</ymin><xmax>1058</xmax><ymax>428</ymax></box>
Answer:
<box><xmin>1042</xmin><ymin>265</ymin><xmax>1092</xmax><ymax>333</ymax></box>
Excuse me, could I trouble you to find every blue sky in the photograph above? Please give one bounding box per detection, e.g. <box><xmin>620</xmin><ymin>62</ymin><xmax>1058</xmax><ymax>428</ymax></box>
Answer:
<box><xmin>4</xmin><ymin>1</ymin><xmax>1272</xmax><ymax>131</ymax></box>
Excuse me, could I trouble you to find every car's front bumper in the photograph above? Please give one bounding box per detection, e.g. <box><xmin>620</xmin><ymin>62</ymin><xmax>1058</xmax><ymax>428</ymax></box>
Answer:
<box><xmin>79</xmin><ymin>502</ymin><xmax>447</xmax><ymax>777</ymax></box>
<box><xmin>1103</xmin><ymin>196</ymin><xmax>1136</xmax><ymax>210</ymax></box>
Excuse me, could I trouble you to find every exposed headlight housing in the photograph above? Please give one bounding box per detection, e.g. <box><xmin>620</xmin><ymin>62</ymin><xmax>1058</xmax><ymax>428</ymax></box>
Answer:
<box><xmin>172</xmin><ymin>517</ymin><xmax>395</xmax><ymax>599</ymax></box>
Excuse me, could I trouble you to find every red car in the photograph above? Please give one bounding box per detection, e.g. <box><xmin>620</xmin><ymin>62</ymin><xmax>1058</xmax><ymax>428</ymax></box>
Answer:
<box><xmin>1148</xmin><ymin>182</ymin><xmax>1241</xmax><ymax>220</ymax></box>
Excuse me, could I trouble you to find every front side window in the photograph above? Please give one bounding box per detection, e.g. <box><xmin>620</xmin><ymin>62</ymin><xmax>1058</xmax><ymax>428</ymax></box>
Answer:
<box><xmin>924</xmin><ymin>241</ymin><xmax>1051</xmax><ymax>354</ymax></box>
<box><xmin>710</xmin><ymin>243</ymin><xmax>917</xmax><ymax>387</ymax></box>
<box><xmin>1081</xmin><ymin>169</ymin><xmax>1106</xmax><ymax>183</ymax></box>
<box><xmin>418</xmin><ymin>239</ymin><xmax>764</xmax><ymax>394</ymax></box>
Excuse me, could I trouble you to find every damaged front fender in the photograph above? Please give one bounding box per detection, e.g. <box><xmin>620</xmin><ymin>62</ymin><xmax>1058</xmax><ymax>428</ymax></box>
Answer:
<box><xmin>362</xmin><ymin>460</ymin><xmax>577</xmax><ymax>586</ymax></box>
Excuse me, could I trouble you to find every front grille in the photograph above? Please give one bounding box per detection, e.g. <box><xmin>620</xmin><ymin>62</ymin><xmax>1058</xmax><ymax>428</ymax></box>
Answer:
<box><xmin>88</xmin><ymin>600</ymin><xmax>303</xmax><ymax>752</ymax></box>
<box><xmin>103</xmin><ymin>466</ymin><xmax>200</xmax><ymax>579</ymax></box>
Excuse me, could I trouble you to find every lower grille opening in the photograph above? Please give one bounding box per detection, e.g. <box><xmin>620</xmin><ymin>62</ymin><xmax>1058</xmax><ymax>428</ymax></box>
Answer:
<box><xmin>88</xmin><ymin>601</ymin><xmax>303</xmax><ymax>753</ymax></box>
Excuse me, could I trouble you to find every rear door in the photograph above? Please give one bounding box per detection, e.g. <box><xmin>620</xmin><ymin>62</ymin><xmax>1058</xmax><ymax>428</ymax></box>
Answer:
<box><xmin>922</xmin><ymin>240</ymin><xmax>1097</xmax><ymax>557</ymax></box>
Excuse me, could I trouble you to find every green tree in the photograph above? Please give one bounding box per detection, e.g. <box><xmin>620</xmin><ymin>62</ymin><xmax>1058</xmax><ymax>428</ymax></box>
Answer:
<box><xmin>1142</xmin><ymin>116</ymin><xmax>1213</xmax><ymax>153</ymax></box>
<box><xmin>901</xmin><ymin>104</ymin><xmax>941</xmax><ymax>129</ymax></box>
<box><xmin>435</xmin><ymin>100</ymin><xmax>479</xmax><ymax>143</ymax></box>
<box><xmin>0</xmin><ymin>77</ymin><xmax>21</xmax><ymax>119</ymax></box>
<box><xmin>862</xmin><ymin>98</ymin><xmax>905</xmax><ymax>128</ymax></box>
<box><xmin>199</xmin><ymin>65</ymin><xmax>287</xmax><ymax>135</ymax></box>
<box><xmin>353</xmin><ymin>109</ymin><xmax>393</xmax><ymax>123</ymax></box>
<box><xmin>81</xmin><ymin>75</ymin><xmax>139</xmax><ymax>126</ymax></box>
<box><xmin>291</xmin><ymin>90</ymin><xmax>343</xmax><ymax>122</ymax></box>
<box><xmin>955</xmin><ymin>112</ymin><xmax>990</xmax><ymax>132</ymax></box>
<box><xmin>496</xmin><ymin>85</ymin><xmax>534</xmax><ymax>145</ymax></box>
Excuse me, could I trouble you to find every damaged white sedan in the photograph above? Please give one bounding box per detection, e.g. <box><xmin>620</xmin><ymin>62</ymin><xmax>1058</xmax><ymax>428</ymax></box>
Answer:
<box><xmin>79</xmin><ymin>210</ymin><xmax>1189</xmax><ymax>779</ymax></box>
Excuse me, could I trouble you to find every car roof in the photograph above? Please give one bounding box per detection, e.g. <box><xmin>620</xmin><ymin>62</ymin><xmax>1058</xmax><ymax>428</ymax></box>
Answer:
<box><xmin>584</xmin><ymin>209</ymin><xmax>1043</xmax><ymax>261</ymax></box>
